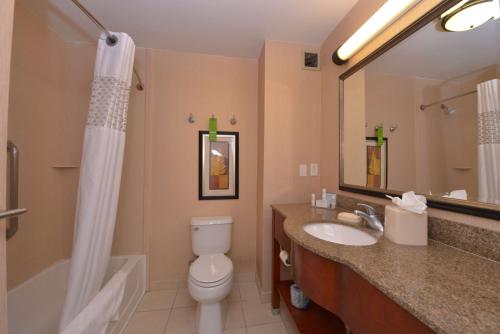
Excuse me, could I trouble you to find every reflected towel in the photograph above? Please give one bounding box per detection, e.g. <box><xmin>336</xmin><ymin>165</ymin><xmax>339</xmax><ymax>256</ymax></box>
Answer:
<box><xmin>443</xmin><ymin>189</ymin><xmax>468</xmax><ymax>200</ymax></box>
<box><xmin>60</xmin><ymin>270</ymin><xmax>127</xmax><ymax>334</ymax></box>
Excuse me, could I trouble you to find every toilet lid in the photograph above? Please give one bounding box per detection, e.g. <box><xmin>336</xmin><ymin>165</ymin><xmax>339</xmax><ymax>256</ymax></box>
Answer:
<box><xmin>190</xmin><ymin>254</ymin><xmax>233</xmax><ymax>283</ymax></box>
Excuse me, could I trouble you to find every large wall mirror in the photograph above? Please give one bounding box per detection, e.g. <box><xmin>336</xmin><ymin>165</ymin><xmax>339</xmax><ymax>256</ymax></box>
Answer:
<box><xmin>340</xmin><ymin>1</ymin><xmax>500</xmax><ymax>219</ymax></box>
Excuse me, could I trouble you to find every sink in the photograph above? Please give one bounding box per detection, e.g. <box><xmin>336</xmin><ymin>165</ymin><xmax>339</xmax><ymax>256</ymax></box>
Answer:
<box><xmin>304</xmin><ymin>223</ymin><xmax>377</xmax><ymax>246</ymax></box>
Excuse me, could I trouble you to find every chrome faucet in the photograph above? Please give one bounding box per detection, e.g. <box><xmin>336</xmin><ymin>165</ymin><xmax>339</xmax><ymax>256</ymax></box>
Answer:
<box><xmin>354</xmin><ymin>203</ymin><xmax>384</xmax><ymax>232</ymax></box>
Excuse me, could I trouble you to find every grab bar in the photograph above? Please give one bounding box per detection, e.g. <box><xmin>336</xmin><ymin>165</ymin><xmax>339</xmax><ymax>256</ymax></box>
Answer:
<box><xmin>2</xmin><ymin>141</ymin><xmax>27</xmax><ymax>240</ymax></box>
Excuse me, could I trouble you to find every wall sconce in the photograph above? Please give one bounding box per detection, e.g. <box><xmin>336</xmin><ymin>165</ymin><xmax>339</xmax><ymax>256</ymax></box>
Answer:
<box><xmin>332</xmin><ymin>0</ymin><xmax>420</xmax><ymax>65</ymax></box>
<box><xmin>440</xmin><ymin>0</ymin><xmax>500</xmax><ymax>32</ymax></box>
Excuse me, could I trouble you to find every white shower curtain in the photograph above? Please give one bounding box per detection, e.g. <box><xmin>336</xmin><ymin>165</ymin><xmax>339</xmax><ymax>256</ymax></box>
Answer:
<box><xmin>477</xmin><ymin>79</ymin><xmax>500</xmax><ymax>204</ymax></box>
<box><xmin>59</xmin><ymin>32</ymin><xmax>135</xmax><ymax>332</ymax></box>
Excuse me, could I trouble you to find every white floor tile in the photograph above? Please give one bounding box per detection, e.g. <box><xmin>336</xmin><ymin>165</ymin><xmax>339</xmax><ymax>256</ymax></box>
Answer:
<box><xmin>239</xmin><ymin>283</ymin><xmax>260</xmax><ymax>301</ymax></box>
<box><xmin>246</xmin><ymin>322</ymin><xmax>288</xmax><ymax>334</ymax></box>
<box><xmin>247</xmin><ymin>322</ymin><xmax>287</xmax><ymax>334</ymax></box>
<box><xmin>164</xmin><ymin>306</ymin><xmax>197</xmax><ymax>334</ymax></box>
<box><xmin>236</xmin><ymin>273</ymin><xmax>256</xmax><ymax>284</ymax></box>
<box><xmin>173</xmin><ymin>287</ymin><xmax>197</xmax><ymax>308</ymax></box>
<box><xmin>137</xmin><ymin>290</ymin><xmax>177</xmax><ymax>312</ymax></box>
<box><xmin>225</xmin><ymin>301</ymin><xmax>245</xmax><ymax>330</ymax></box>
<box><xmin>227</xmin><ymin>284</ymin><xmax>241</xmax><ymax>302</ymax></box>
<box><xmin>241</xmin><ymin>301</ymin><xmax>281</xmax><ymax>327</ymax></box>
<box><xmin>223</xmin><ymin>328</ymin><xmax>247</xmax><ymax>334</ymax></box>
<box><xmin>123</xmin><ymin>310</ymin><xmax>169</xmax><ymax>334</ymax></box>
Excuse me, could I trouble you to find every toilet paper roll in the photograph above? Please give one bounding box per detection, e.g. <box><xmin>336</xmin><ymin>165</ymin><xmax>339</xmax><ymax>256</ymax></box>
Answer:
<box><xmin>279</xmin><ymin>250</ymin><xmax>291</xmax><ymax>267</ymax></box>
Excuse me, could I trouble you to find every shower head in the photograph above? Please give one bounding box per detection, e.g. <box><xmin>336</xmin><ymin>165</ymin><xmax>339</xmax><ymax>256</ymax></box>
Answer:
<box><xmin>440</xmin><ymin>104</ymin><xmax>456</xmax><ymax>115</ymax></box>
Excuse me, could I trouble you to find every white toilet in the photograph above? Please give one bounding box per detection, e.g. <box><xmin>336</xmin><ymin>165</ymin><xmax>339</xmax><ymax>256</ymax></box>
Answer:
<box><xmin>188</xmin><ymin>216</ymin><xmax>233</xmax><ymax>334</ymax></box>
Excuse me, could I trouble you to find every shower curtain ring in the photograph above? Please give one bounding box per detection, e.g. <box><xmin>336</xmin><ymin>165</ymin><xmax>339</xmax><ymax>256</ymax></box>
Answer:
<box><xmin>106</xmin><ymin>35</ymin><xmax>118</xmax><ymax>46</ymax></box>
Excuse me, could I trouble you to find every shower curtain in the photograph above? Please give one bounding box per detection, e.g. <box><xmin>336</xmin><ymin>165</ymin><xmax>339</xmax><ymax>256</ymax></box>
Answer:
<box><xmin>59</xmin><ymin>32</ymin><xmax>135</xmax><ymax>332</ymax></box>
<box><xmin>477</xmin><ymin>79</ymin><xmax>500</xmax><ymax>204</ymax></box>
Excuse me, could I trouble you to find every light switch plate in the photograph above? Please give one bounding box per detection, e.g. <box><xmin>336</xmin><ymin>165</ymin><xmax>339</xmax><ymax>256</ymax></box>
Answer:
<box><xmin>299</xmin><ymin>164</ymin><xmax>307</xmax><ymax>177</ymax></box>
<box><xmin>310</xmin><ymin>163</ymin><xmax>318</xmax><ymax>176</ymax></box>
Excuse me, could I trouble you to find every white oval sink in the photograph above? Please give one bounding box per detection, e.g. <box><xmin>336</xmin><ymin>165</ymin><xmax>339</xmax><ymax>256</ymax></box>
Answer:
<box><xmin>304</xmin><ymin>223</ymin><xmax>377</xmax><ymax>246</ymax></box>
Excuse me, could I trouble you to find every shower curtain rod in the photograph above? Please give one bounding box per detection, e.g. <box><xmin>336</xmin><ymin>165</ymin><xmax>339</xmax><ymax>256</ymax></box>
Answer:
<box><xmin>420</xmin><ymin>89</ymin><xmax>476</xmax><ymax>111</ymax></box>
<box><xmin>70</xmin><ymin>0</ymin><xmax>144</xmax><ymax>91</ymax></box>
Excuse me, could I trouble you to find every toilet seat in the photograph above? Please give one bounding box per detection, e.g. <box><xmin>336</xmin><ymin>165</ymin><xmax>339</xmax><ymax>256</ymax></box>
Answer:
<box><xmin>189</xmin><ymin>272</ymin><xmax>232</xmax><ymax>288</ymax></box>
<box><xmin>189</xmin><ymin>254</ymin><xmax>233</xmax><ymax>288</ymax></box>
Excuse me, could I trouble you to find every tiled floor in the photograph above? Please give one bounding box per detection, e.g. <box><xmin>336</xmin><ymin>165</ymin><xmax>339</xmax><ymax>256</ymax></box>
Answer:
<box><xmin>124</xmin><ymin>278</ymin><xmax>289</xmax><ymax>334</ymax></box>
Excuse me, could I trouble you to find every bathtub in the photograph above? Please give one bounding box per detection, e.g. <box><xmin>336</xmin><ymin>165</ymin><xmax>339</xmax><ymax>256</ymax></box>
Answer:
<box><xmin>8</xmin><ymin>255</ymin><xmax>146</xmax><ymax>334</ymax></box>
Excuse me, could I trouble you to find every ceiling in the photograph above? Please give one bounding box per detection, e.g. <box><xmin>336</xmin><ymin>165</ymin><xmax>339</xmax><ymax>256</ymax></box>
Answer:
<box><xmin>366</xmin><ymin>17</ymin><xmax>500</xmax><ymax>80</ymax></box>
<box><xmin>18</xmin><ymin>0</ymin><xmax>358</xmax><ymax>59</ymax></box>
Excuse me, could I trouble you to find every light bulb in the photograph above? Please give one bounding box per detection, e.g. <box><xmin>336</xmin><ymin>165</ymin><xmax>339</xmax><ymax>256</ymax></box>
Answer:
<box><xmin>333</xmin><ymin>0</ymin><xmax>419</xmax><ymax>65</ymax></box>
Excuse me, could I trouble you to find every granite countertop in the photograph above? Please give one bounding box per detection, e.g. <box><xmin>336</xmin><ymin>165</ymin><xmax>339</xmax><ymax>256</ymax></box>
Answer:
<box><xmin>271</xmin><ymin>203</ymin><xmax>500</xmax><ymax>334</ymax></box>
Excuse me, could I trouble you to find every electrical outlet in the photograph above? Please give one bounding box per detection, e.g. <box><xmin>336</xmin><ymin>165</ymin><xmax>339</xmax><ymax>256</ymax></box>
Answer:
<box><xmin>310</xmin><ymin>163</ymin><xmax>318</xmax><ymax>176</ymax></box>
<box><xmin>299</xmin><ymin>164</ymin><xmax>307</xmax><ymax>177</ymax></box>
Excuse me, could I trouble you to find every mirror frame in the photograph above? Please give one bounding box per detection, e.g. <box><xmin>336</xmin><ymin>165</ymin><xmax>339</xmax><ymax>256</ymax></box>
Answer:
<box><xmin>339</xmin><ymin>0</ymin><xmax>500</xmax><ymax>220</ymax></box>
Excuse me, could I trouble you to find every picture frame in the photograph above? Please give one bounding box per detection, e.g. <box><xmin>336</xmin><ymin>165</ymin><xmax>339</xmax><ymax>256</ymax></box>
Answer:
<box><xmin>365</xmin><ymin>137</ymin><xmax>388</xmax><ymax>189</ymax></box>
<box><xmin>199</xmin><ymin>131</ymin><xmax>239</xmax><ymax>200</ymax></box>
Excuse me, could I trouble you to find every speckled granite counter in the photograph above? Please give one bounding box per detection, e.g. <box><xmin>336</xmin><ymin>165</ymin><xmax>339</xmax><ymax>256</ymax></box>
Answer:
<box><xmin>271</xmin><ymin>203</ymin><xmax>500</xmax><ymax>334</ymax></box>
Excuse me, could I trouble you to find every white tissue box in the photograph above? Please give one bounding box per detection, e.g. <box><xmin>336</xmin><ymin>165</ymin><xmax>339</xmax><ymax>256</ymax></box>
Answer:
<box><xmin>384</xmin><ymin>205</ymin><xmax>428</xmax><ymax>246</ymax></box>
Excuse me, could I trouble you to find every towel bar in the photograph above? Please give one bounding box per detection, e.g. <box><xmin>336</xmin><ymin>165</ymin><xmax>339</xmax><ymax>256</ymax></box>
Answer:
<box><xmin>4</xmin><ymin>141</ymin><xmax>27</xmax><ymax>240</ymax></box>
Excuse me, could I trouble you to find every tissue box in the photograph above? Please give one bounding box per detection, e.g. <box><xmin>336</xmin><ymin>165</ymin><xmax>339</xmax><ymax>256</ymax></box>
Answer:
<box><xmin>384</xmin><ymin>205</ymin><xmax>428</xmax><ymax>246</ymax></box>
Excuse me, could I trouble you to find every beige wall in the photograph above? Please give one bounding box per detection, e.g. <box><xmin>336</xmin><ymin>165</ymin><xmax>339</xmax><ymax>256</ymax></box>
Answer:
<box><xmin>8</xmin><ymin>2</ymin><xmax>258</xmax><ymax>292</ymax></box>
<box><xmin>320</xmin><ymin>0</ymin><xmax>500</xmax><ymax>229</ymax></box>
<box><xmin>257</xmin><ymin>41</ymin><xmax>322</xmax><ymax>298</ymax></box>
<box><xmin>145</xmin><ymin>49</ymin><xmax>258</xmax><ymax>290</ymax></box>
<box><xmin>7</xmin><ymin>3</ymin><xmax>145</xmax><ymax>289</ymax></box>
<box><xmin>414</xmin><ymin>76</ymin><xmax>446</xmax><ymax>195</ymax></box>
<box><xmin>256</xmin><ymin>46</ymin><xmax>265</xmax><ymax>291</ymax></box>
<box><xmin>365</xmin><ymin>71</ymin><xmax>417</xmax><ymax>190</ymax></box>
<box><xmin>0</xmin><ymin>0</ymin><xmax>15</xmax><ymax>331</ymax></box>
<box><xmin>343</xmin><ymin>69</ymin><xmax>366</xmax><ymax>186</ymax></box>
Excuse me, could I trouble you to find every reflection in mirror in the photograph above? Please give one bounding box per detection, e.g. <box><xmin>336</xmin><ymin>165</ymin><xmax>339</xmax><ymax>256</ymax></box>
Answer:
<box><xmin>342</xmin><ymin>13</ymin><xmax>499</xmax><ymax>207</ymax></box>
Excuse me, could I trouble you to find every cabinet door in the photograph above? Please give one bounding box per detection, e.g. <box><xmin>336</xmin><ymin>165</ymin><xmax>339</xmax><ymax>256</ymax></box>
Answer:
<box><xmin>292</xmin><ymin>243</ymin><xmax>341</xmax><ymax>314</ymax></box>
<box><xmin>340</xmin><ymin>266</ymin><xmax>434</xmax><ymax>334</ymax></box>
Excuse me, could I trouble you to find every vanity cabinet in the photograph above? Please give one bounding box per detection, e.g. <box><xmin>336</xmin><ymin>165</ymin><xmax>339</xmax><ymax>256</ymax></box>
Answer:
<box><xmin>272</xmin><ymin>209</ymin><xmax>435</xmax><ymax>334</ymax></box>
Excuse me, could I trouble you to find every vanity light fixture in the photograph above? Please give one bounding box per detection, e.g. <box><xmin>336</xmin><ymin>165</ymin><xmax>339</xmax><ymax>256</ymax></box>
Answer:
<box><xmin>440</xmin><ymin>0</ymin><xmax>500</xmax><ymax>32</ymax></box>
<box><xmin>332</xmin><ymin>0</ymin><xmax>420</xmax><ymax>65</ymax></box>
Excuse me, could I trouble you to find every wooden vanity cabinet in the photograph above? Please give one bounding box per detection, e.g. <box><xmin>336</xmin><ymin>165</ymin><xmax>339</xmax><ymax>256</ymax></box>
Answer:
<box><xmin>292</xmin><ymin>242</ymin><xmax>341</xmax><ymax>314</ymax></box>
<box><xmin>272</xmin><ymin>209</ymin><xmax>435</xmax><ymax>334</ymax></box>
<box><xmin>339</xmin><ymin>266</ymin><xmax>434</xmax><ymax>334</ymax></box>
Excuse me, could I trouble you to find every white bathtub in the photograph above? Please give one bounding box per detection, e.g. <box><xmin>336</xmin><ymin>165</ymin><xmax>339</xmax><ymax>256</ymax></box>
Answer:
<box><xmin>8</xmin><ymin>255</ymin><xmax>146</xmax><ymax>334</ymax></box>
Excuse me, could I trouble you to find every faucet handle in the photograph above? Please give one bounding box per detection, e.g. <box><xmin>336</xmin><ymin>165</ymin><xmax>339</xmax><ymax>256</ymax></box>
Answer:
<box><xmin>357</xmin><ymin>203</ymin><xmax>376</xmax><ymax>215</ymax></box>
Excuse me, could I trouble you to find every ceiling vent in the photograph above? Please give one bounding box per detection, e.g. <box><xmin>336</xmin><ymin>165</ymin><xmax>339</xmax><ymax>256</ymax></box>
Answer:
<box><xmin>303</xmin><ymin>51</ymin><xmax>320</xmax><ymax>71</ymax></box>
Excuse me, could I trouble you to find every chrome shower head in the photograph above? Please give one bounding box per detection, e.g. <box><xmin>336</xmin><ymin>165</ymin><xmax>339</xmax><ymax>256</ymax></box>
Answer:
<box><xmin>440</xmin><ymin>104</ymin><xmax>456</xmax><ymax>115</ymax></box>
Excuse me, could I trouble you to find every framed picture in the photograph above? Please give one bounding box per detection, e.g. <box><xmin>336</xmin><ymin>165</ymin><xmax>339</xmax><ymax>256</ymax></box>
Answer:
<box><xmin>199</xmin><ymin>131</ymin><xmax>239</xmax><ymax>200</ymax></box>
<box><xmin>365</xmin><ymin>137</ymin><xmax>388</xmax><ymax>189</ymax></box>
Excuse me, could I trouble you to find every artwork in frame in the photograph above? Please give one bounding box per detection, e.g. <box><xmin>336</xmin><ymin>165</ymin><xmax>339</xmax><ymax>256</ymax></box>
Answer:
<box><xmin>199</xmin><ymin>131</ymin><xmax>239</xmax><ymax>200</ymax></box>
<box><xmin>365</xmin><ymin>137</ymin><xmax>388</xmax><ymax>189</ymax></box>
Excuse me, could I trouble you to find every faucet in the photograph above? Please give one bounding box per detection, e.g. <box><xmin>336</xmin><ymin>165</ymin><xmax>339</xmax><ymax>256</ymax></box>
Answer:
<box><xmin>354</xmin><ymin>203</ymin><xmax>384</xmax><ymax>232</ymax></box>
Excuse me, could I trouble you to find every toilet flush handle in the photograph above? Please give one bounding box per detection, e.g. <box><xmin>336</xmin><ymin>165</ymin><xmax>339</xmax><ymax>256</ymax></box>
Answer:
<box><xmin>193</xmin><ymin>227</ymin><xmax>200</xmax><ymax>231</ymax></box>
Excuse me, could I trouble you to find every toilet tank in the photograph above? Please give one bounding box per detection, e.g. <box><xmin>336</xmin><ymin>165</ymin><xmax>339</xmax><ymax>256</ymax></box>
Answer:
<box><xmin>191</xmin><ymin>216</ymin><xmax>233</xmax><ymax>256</ymax></box>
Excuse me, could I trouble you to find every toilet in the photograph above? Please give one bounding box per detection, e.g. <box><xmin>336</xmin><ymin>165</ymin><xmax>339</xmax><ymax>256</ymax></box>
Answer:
<box><xmin>188</xmin><ymin>216</ymin><xmax>233</xmax><ymax>334</ymax></box>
